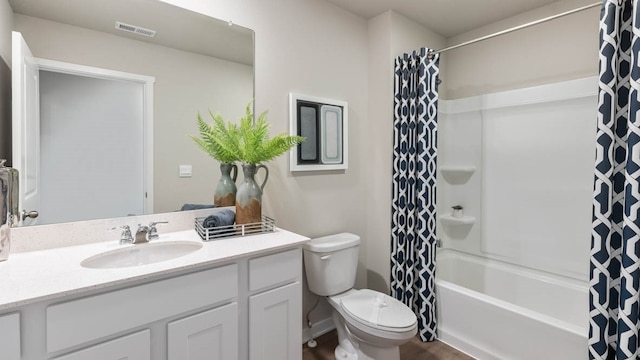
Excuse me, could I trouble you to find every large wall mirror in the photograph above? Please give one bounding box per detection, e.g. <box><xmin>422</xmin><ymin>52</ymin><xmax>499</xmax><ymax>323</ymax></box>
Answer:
<box><xmin>8</xmin><ymin>0</ymin><xmax>254</xmax><ymax>226</ymax></box>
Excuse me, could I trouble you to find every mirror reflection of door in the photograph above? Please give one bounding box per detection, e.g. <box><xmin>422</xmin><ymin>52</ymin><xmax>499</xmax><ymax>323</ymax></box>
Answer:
<box><xmin>39</xmin><ymin>71</ymin><xmax>148</xmax><ymax>224</ymax></box>
<box><xmin>13</xmin><ymin>32</ymin><xmax>154</xmax><ymax>225</ymax></box>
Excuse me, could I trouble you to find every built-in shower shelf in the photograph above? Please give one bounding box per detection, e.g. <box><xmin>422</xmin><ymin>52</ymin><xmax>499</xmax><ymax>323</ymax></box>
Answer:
<box><xmin>439</xmin><ymin>214</ymin><xmax>475</xmax><ymax>239</ymax></box>
<box><xmin>440</xmin><ymin>166</ymin><xmax>476</xmax><ymax>185</ymax></box>
<box><xmin>439</xmin><ymin>214</ymin><xmax>475</xmax><ymax>226</ymax></box>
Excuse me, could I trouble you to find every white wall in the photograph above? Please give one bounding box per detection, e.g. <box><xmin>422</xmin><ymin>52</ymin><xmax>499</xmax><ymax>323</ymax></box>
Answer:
<box><xmin>441</xmin><ymin>0</ymin><xmax>599</xmax><ymax>99</ymax></box>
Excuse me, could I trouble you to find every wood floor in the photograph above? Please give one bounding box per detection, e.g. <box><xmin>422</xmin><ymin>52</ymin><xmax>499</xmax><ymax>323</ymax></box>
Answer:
<box><xmin>302</xmin><ymin>330</ymin><xmax>475</xmax><ymax>360</ymax></box>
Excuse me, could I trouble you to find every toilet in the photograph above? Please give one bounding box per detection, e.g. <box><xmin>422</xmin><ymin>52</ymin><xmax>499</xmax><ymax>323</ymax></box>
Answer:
<box><xmin>303</xmin><ymin>233</ymin><xmax>417</xmax><ymax>360</ymax></box>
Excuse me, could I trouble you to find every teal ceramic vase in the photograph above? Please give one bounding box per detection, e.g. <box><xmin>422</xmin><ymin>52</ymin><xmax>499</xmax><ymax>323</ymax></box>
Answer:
<box><xmin>214</xmin><ymin>163</ymin><xmax>238</xmax><ymax>207</ymax></box>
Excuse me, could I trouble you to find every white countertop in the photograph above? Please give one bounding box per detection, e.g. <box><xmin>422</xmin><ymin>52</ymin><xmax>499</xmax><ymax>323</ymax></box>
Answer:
<box><xmin>0</xmin><ymin>228</ymin><xmax>309</xmax><ymax>310</ymax></box>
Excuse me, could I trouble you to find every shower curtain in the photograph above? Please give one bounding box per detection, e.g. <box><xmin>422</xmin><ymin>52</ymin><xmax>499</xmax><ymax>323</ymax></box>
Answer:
<box><xmin>590</xmin><ymin>1</ymin><xmax>640</xmax><ymax>359</ymax></box>
<box><xmin>391</xmin><ymin>48</ymin><xmax>440</xmax><ymax>342</ymax></box>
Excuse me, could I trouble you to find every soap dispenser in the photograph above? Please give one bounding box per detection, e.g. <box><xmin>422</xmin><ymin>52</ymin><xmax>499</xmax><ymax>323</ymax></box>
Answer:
<box><xmin>0</xmin><ymin>159</ymin><xmax>19</xmax><ymax>262</ymax></box>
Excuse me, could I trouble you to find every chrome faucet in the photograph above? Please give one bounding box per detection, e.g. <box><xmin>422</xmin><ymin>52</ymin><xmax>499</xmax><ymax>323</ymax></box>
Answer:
<box><xmin>135</xmin><ymin>224</ymin><xmax>150</xmax><ymax>244</ymax></box>
<box><xmin>148</xmin><ymin>221</ymin><xmax>168</xmax><ymax>240</ymax></box>
<box><xmin>109</xmin><ymin>225</ymin><xmax>133</xmax><ymax>245</ymax></box>
<box><xmin>111</xmin><ymin>221</ymin><xmax>169</xmax><ymax>245</ymax></box>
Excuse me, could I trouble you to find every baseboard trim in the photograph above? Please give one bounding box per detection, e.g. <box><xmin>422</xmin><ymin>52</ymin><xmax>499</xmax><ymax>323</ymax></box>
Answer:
<box><xmin>302</xmin><ymin>317</ymin><xmax>335</xmax><ymax>344</ymax></box>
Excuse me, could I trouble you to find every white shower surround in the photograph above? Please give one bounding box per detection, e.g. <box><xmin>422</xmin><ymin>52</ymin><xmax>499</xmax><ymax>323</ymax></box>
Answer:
<box><xmin>438</xmin><ymin>76</ymin><xmax>597</xmax><ymax>280</ymax></box>
<box><xmin>436</xmin><ymin>77</ymin><xmax>597</xmax><ymax>358</ymax></box>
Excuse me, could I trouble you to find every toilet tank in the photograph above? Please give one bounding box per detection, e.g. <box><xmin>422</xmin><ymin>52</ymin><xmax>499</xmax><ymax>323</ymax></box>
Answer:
<box><xmin>303</xmin><ymin>233</ymin><xmax>360</xmax><ymax>296</ymax></box>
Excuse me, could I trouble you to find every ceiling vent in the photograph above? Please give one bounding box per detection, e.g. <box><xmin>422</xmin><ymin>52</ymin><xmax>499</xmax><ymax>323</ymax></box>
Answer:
<box><xmin>115</xmin><ymin>21</ymin><xmax>156</xmax><ymax>38</ymax></box>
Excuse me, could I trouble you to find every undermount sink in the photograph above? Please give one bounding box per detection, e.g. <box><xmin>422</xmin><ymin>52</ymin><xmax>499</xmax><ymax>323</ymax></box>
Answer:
<box><xmin>81</xmin><ymin>241</ymin><xmax>203</xmax><ymax>269</ymax></box>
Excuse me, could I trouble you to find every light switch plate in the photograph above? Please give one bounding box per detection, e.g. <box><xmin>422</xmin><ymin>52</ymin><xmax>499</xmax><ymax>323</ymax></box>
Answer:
<box><xmin>179</xmin><ymin>165</ymin><xmax>192</xmax><ymax>177</ymax></box>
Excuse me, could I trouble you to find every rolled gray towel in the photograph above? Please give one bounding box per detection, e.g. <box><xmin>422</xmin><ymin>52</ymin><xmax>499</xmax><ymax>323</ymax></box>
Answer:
<box><xmin>203</xmin><ymin>209</ymin><xmax>236</xmax><ymax>228</ymax></box>
<box><xmin>181</xmin><ymin>204</ymin><xmax>217</xmax><ymax>211</ymax></box>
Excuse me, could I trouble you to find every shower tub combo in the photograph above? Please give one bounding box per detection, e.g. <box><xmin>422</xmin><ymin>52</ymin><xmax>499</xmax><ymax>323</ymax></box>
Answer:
<box><xmin>435</xmin><ymin>77</ymin><xmax>594</xmax><ymax>359</ymax></box>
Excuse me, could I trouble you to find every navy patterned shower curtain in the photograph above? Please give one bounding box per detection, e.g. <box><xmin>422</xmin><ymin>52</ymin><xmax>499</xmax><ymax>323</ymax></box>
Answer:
<box><xmin>391</xmin><ymin>48</ymin><xmax>439</xmax><ymax>342</ymax></box>
<box><xmin>590</xmin><ymin>1</ymin><xmax>640</xmax><ymax>359</ymax></box>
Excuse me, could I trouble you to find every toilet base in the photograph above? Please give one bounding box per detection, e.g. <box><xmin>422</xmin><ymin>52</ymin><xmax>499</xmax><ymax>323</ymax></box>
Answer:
<box><xmin>334</xmin><ymin>343</ymin><xmax>400</xmax><ymax>360</ymax></box>
<box><xmin>331</xmin><ymin>310</ymin><xmax>402</xmax><ymax>360</ymax></box>
<box><xmin>335</xmin><ymin>345</ymin><xmax>358</xmax><ymax>360</ymax></box>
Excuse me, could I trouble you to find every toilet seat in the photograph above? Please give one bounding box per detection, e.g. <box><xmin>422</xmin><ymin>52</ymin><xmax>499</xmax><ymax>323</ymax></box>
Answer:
<box><xmin>338</xmin><ymin>289</ymin><xmax>417</xmax><ymax>333</ymax></box>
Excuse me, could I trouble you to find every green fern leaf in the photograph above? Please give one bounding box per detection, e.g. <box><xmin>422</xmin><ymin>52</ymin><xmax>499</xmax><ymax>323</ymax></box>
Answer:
<box><xmin>190</xmin><ymin>100</ymin><xmax>305</xmax><ymax>165</ymax></box>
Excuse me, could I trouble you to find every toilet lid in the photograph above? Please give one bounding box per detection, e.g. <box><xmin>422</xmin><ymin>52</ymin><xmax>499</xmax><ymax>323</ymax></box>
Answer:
<box><xmin>340</xmin><ymin>289</ymin><xmax>416</xmax><ymax>330</ymax></box>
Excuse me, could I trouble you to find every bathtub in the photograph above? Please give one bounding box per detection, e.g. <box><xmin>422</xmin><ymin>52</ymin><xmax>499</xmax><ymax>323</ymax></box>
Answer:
<box><xmin>435</xmin><ymin>249</ymin><xmax>588</xmax><ymax>360</ymax></box>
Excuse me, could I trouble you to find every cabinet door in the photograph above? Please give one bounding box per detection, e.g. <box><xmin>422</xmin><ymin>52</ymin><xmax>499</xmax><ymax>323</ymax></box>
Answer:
<box><xmin>168</xmin><ymin>302</ymin><xmax>238</xmax><ymax>360</ymax></box>
<box><xmin>0</xmin><ymin>313</ymin><xmax>20</xmax><ymax>360</ymax></box>
<box><xmin>249</xmin><ymin>282</ymin><xmax>302</xmax><ymax>360</ymax></box>
<box><xmin>52</xmin><ymin>330</ymin><xmax>150</xmax><ymax>360</ymax></box>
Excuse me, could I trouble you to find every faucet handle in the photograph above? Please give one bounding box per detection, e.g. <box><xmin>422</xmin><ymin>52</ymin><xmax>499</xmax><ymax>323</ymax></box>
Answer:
<box><xmin>109</xmin><ymin>225</ymin><xmax>132</xmax><ymax>244</ymax></box>
<box><xmin>148</xmin><ymin>221</ymin><xmax>168</xmax><ymax>240</ymax></box>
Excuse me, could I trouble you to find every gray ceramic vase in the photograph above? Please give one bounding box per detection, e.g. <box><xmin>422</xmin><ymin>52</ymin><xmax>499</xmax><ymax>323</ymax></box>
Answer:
<box><xmin>235</xmin><ymin>163</ymin><xmax>269</xmax><ymax>225</ymax></box>
<box><xmin>214</xmin><ymin>163</ymin><xmax>238</xmax><ymax>207</ymax></box>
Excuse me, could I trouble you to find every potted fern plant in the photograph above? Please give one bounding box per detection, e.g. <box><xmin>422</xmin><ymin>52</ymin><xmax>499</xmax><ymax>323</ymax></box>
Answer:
<box><xmin>234</xmin><ymin>102</ymin><xmax>304</xmax><ymax>224</ymax></box>
<box><xmin>191</xmin><ymin>111</ymin><xmax>241</xmax><ymax>207</ymax></box>
<box><xmin>191</xmin><ymin>101</ymin><xmax>304</xmax><ymax>224</ymax></box>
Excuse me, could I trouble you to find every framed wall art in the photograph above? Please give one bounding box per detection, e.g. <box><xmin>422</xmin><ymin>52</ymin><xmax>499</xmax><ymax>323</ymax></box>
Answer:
<box><xmin>289</xmin><ymin>93</ymin><xmax>348</xmax><ymax>172</ymax></box>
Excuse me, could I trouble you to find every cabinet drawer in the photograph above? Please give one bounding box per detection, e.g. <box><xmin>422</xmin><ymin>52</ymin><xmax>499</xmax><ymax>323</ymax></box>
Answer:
<box><xmin>249</xmin><ymin>248</ymin><xmax>301</xmax><ymax>292</ymax></box>
<box><xmin>52</xmin><ymin>330</ymin><xmax>150</xmax><ymax>360</ymax></box>
<box><xmin>47</xmin><ymin>264</ymin><xmax>237</xmax><ymax>353</ymax></box>
<box><xmin>0</xmin><ymin>312</ymin><xmax>20</xmax><ymax>360</ymax></box>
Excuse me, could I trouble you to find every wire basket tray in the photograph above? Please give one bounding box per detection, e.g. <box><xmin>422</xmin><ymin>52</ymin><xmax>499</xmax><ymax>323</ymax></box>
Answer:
<box><xmin>195</xmin><ymin>215</ymin><xmax>276</xmax><ymax>241</ymax></box>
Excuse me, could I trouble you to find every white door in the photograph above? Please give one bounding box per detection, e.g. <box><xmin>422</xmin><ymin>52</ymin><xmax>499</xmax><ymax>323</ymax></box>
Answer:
<box><xmin>38</xmin><ymin>70</ymin><xmax>145</xmax><ymax>224</ymax></box>
<box><xmin>11</xmin><ymin>31</ymin><xmax>40</xmax><ymax>226</ymax></box>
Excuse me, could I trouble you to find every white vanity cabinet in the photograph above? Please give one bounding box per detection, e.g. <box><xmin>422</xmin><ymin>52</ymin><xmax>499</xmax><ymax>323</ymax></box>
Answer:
<box><xmin>0</xmin><ymin>312</ymin><xmax>20</xmax><ymax>360</ymax></box>
<box><xmin>0</xmin><ymin>245</ymin><xmax>304</xmax><ymax>360</ymax></box>
<box><xmin>248</xmin><ymin>249</ymin><xmax>302</xmax><ymax>360</ymax></box>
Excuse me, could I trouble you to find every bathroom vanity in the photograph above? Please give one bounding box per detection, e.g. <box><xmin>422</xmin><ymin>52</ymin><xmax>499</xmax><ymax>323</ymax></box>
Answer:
<box><xmin>0</xmin><ymin>225</ymin><xmax>308</xmax><ymax>360</ymax></box>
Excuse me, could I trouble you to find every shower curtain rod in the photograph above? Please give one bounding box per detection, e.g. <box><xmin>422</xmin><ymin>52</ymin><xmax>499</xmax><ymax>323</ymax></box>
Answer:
<box><xmin>428</xmin><ymin>1</ymin><xmax>600</xmax><ymax>58</ymax></box>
